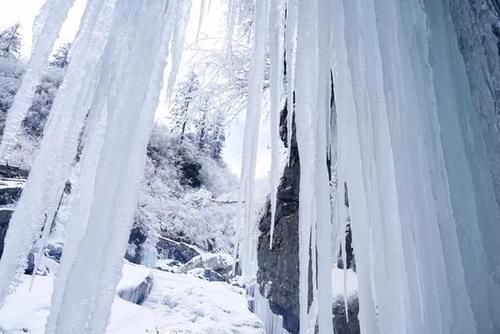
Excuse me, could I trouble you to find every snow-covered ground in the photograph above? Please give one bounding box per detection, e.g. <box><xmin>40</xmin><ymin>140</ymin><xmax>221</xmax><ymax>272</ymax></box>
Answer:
<box><xmin>0</xmin><ymin>262</ymin><xmax>264</xmax><ymax>333</ymax></box>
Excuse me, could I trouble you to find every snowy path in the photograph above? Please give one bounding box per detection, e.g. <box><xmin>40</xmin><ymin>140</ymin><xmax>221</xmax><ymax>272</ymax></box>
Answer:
<box><xmin>0</xmin><ymin>262</ymin><xmax>264</xmax><ymax>333</ymax></box>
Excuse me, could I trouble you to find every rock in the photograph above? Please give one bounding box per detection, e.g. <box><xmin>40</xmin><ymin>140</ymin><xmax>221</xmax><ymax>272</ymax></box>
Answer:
<box><xmin>332</xmin><ymin>294</ymin><xmax>360</xmax><ymax>334</ymax></box>
<box><xmin>181</xmin><ymin>253</ymin><xmax>235</xmax><ymax>280</ymax></box>
<box><xmin>179</xmin><ymin>160</ymin><xmax>202</xmax><ymax>188</ymax></box>
<box><xmin>256</xmin><ymin>104</ymin><xmax>359</xmax><ymax>333</ymax></box>
<box><xmin>0</xmin><ymin>183</ymin><xmax>23</xmax><ymax>206</ymax></box>
<box><xmin>117</xmin><ymin>263</ymin><xmax>154</xmax><ymax>305</ymax></box>
<box><xmin>257</xmin><ymin>104</ymin><xmax>301</xmax><ymax>333</ymax></box>
<box><xmin>0</xmin><ymin>208</ymin><xmax>13</xmax><ymax>258</ymax></box>
<box><xmin>156</xmin><ymin>236</ymin><xmax>200</xmax><ymax>264</ymax></box>
<box><xmin>45</xmin><ymin>243</ymin><xmax>63</xmax><ymax>262</ymax></box>
<box><xmin>117</xmin><ymin>274</ymin><xmax>153</xmax><ymax>305</ymax></box>
<box><xmin>125</xmin><ymin>223</ymin><xmax>148</xmax><ymax>264</ymax></box>
<box><xmin>0</xmin><ymin>165</ymin><xmax>29</xmax><ymax>179</ymax></box>
<box><xmin>24</xmin><ymin>253</ymin><xmax>35</xmax><ymax>275</ymax></box>
<box><xmin>187</xmin><ymin>268</ymin><xmax>226</xmax><ymax>282</ymax></box>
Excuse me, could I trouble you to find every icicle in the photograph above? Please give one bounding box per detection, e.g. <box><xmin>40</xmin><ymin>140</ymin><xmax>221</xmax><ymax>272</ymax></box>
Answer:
<box><xmin>268</xmin><ymin>0</ymin><xmax>285</xmax><ymax>249</ymax></box>
<box><xmin>45</xmin><ymin>1</ymin><xmax>177</xmax><ymax>332</ymax></box>
<box><xmin>292</xmin><ymin>0</ymin><xmax>333</xmax><ymax>331</ymax></box>
<box><xmin>29</xmin><ymin>212</ymin><xmax>48</xmax><ymax>291</ymax></box>
<box><xmin>0</xmin><ymin>0</ymin><xmax>116</xmax><ymax>307</ymax></box>
<box><xmin>0</xmin><ymin>0</ymin><xmax>76</xmax><ymax>162</ymax></box>
<box><xmin>165</xmin><ymin>0</ymin><xmax>191</xmax><ymax>103</ymax></box>
<box><xmin>237</xmin><ymin>0</ymin><xmax>270</xmax><ymax>279</ymax></box>
<box><xmin>284</xmin><ymin>0</ymin><xmax>297</xmax><ymax>163</ymax></box>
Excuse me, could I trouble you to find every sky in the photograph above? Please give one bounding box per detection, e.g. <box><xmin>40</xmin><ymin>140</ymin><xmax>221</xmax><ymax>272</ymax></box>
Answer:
<box><xmin>0</xmin><ymin>0</ymin><xmax>271</xmax><ymax>177</ymax></box>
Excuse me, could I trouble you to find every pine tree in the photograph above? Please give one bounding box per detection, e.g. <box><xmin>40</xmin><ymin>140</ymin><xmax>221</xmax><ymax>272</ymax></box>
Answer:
<box><xmin>0</xmin><ymin>24</ymin><xmax>22</xmax><ymax>59</ymax></box>
<box><xmin>49</xmin><ymin>43</ymin><xmax>71</xmax><ymax>69</ymax></box>
<box><xmin>170</xmin><ymin>71</ymin><xmax>200</xmax><ymax>140</ymax></box>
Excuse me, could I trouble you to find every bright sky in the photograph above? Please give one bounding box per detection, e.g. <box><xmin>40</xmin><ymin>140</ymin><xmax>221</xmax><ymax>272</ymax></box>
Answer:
<box><xmin>0</xmin><ymin>0</ymin><xmax>271</xmax><ymax>178</ymax></box>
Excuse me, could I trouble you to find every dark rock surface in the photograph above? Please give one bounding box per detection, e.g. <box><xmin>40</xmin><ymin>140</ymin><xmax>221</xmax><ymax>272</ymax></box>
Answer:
<box><xmin>256</xmin><ymin>104</ymin><xmax>359</xmax><ymax>333</ymax></box>
<box><xmin>0</xmin><ymin>208</ymin><xmax>13</xmax><ymax>258</ymax></box>
<box><xmin>257</xmin><ymin>104</ymin><xmax>301</xmax><ymax>333</ymax></box>
<box><xmin>181</xmin><ymin>253</ymin><xmax>235</xmax><ymax>280</ymax></box>
<box><xmin>126</xmin><ymin>222</ymin><xmax>148</xmax><ymax>264</ymax></box>
<box><xmin>187</xmin><ymin>268</ymin><xmax>226</xmax><ymax>282</ymax></box>
<box><xmin>156</xmin><ymin>236</ymin><xmax>200</xmax><ymax>264</ymax></box>
<box><xmin>332</xmin><ymin>294</ymin><xmax>360</xmax><ymax>334</ymax></box>
<box><xmin>117</xmin><ymin>274</ymin><xmax>154</xmax><ymax>305</ymax></box>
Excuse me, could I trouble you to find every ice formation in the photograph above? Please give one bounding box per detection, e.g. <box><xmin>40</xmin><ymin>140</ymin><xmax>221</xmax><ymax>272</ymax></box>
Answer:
<box><xmin>0</xmin><ymin>0</ymin><xmax>75</xmax><ymax>161</ymax></box>
<box><xmin>237</xmin><ymin>0</ymin><xmax>270</xmax><ymax>279</ymax></box>
<box><xmin>240</xmin><ymin>0</ymin><xmax>500</xmax><ymax>333</ymax></box>
<box><xmin>332</xmin><ymin>1</ymin><xmax>500</xmax><ymax>333</ymax></box>
<box><xmin>0</xmin><ymin>0</ymin><xmax>187</xmax><ymax>332</ymax></box>
<box><xmin>1</xmin><ymin>0</ymin><xmax>500</xmax><ymax>333</ymax></box>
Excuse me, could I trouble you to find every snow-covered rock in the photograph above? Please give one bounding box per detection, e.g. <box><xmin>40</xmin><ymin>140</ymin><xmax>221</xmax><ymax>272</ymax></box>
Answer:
<box><xmin>116</xmin><ymin>262</ymin><xmax>153</xmax><ymax>305</ymax></box>
<box><xmin>181</xmin><ymin>253</ymin><xmax>235</xmax><ymax>280</ymax></box>
<box><xmin>156</xmin><ymin>236</ymin><xmax>201</xmax><ymax>264</ymax></box>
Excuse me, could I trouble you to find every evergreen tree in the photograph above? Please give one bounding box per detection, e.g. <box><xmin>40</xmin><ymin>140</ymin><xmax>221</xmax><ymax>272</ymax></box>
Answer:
<box><xmin>49</xmin><ymin>43</ymin><xmax>71</xmax><ymax>69</ymax></box>
<box><xmin>207</xmin><ymin>110</ymin><xmax>226</xmax><ymax>160</ymax></box>
<box><xmin>170</xmin><ymin>71</ymin><xmax>200</xmax><ymax>140</ymax></box>
<box><xmin>0</xmin><ymin>24</ymin><xmax>22</xmax><ymax>59</ymax></box>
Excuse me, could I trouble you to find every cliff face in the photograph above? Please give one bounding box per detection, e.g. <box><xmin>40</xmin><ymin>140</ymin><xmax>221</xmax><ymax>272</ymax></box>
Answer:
<box><xmin>256</xmin><ymin>105</ymin><xmax>359</xmax><ymax>334</ymax></box>
<box><xmin>257</xmin><ymin>104</ymin><xmax>301</xmax><ymax>333</ymax></box>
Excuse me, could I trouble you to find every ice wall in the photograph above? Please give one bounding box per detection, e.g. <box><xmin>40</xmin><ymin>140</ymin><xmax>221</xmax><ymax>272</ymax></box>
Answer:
<box><xmin>333</xmin><ymin>0</ymin><xmax>500</xmax><ymax>333</ymax></box>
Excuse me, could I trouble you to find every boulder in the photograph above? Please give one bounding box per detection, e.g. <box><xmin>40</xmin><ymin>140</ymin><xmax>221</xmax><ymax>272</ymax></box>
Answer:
<box><xmin>45</xmin><ymin>243</ymin><xmax>63</xmax><ymax>262</ymax></box>
<box><xmin>0</xmin><ymin>208</ymin><xmax>13</xmax><ymax>258</ymax></box>
<box><xmin>181</xmin><ymin>253</ymin><xmax>235</xmax><ymax>280</ymax></box>
<box><xmin>156</xmin><ymin>236</ymin><xmax>200</xmax><ymax>264</ymax></box>
<box><xmin>117</xmin><ymin>262</ymin><xmax>154</xmax><ymax>305</ymax></box>
<box><xmin>187</xmin><ymin>268</ymin><xmax>226</xmax><ymax>282</ymax></box>
<box><xmin>117</xmin><ymin>274</ymin><xmax>153</xmax><ymax>305</ymax></box>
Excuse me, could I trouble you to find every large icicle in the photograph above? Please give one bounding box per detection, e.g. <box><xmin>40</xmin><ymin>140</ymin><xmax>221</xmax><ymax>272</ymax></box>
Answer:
<box><xmin>268</xmin><ymin>0</ymin><xmax>285</xmax><ymax>248</ymax></box>
<box><xmin>0</xmin><ymin>0</ymin><xmax>75</xmax><ymax>161</ymax></box>
<box><xmin>45</xmin><ymin>1</ymin><xmax>177</xmax><ymax>332</ymax></box>
<box><xmin>331</xmin><ymin>0</ymin><xmax>500</xmax><ymax>333</ymax></box>
<box><xmin>165</xmin><ymin>0</ymin><xmax>191</xmax><ymax>103</ymax></box>
<box><xmin>284</xmin><ymin>0</ymin><xmax>298</xmax><ymax>161</ymax></box>
<box><xmin>237</xmin><ymin>0</ymin><xmax>270</xmax><ymax>279</ymax></box>
<box><xmin>0</xmin><ymin>0</ymin><xmax>116</xmax><ymax>306</ymax></box>
<box><xmin>293</xmin><ymin>0</ymin><xmax>333</xmax><ymax>332</ymax></box>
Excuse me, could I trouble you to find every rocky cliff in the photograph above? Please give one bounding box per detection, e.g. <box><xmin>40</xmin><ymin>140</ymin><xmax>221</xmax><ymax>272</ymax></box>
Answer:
<box><xmin>256</xmin><ymin>104</ymin><xmax>359</xmax><ymax>334</ymax></box>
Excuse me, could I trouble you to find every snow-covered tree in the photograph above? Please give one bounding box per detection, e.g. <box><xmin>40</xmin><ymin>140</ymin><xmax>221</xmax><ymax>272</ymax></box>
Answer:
<box><xmin>170</xmin><ymin>71</ymin><xmax>200</xmax><ymax>140</ymax></box>
<box><xmin>0</xmin><ymin>24</ymin><xmax>22</xmax><ymax>60</ymax></box>
<box><xmin>49</xmin><ymin>43</ymin><xmax>71</xmax><ymax>69</ymax></box>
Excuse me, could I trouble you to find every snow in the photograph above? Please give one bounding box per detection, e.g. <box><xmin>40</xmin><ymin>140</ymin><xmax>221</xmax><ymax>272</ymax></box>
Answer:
<box><xmin>0</xmin><ymin>262</ymin><xmax>263</xmax><ymax>334</ymax></box>
<box><xmin>116</xmin><ymin>261</ymin><xmax>151</xmax><ymax>292</ymax></box>
<box><xmin>144</xmin><ymin>268</ymin><xmax>263</xmax><ymax>333</ymax></box>
<box><xmin>0</xmin><ymin>273</ymin><xmax>156</xmax><ymax>334</ymax></box>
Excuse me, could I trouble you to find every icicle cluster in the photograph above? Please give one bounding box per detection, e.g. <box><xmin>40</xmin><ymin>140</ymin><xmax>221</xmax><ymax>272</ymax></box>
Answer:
<box><xmin>0</xmin><ymin>0</ymin><xmax>188</xmax><ymax>332</ymax></box>
<box><xmin>1</xmin><ymin>0</ymin><xmax>499</xmax><ymax>333</ymax></box>
<box><xmin>239</xmin><ymin>0</ymin><xmax>500</xmax><ymax>333</ymax></box>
